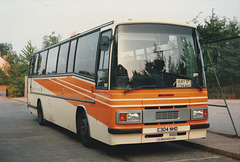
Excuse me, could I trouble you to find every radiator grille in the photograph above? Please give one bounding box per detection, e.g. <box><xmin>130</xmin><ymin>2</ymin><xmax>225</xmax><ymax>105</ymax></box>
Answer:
<box><xmin>156</xmin><ymin>111</ymin><xmax>179</xmax><ymax>120</ymax></box>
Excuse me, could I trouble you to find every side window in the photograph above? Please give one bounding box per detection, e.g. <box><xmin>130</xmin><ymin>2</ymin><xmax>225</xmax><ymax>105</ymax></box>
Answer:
<box><xmin>34</xmin><ymin>53</ymin><xmax>39</xmax><ymax>75</ymax></box>
<box><xmin>28</xmin><ymin>56</ymin><xmax>34</xmax><ymax>76</ymax></box>
<box><xmin>74</xmin><ymin>31</ymin><xmax>100</xmax><ymax>77</ymax></box>
<box><xmin>46</xmin><ymin>46</ymin><xmax>59</xmax><ymax>74</ymax></box>
<box><xmin>67</xmin><ymin>40</ymin><xmax>77</xmax><ymax>73</ymax></box>
<box><xmin>96</xmin><ymin>30</ymin><xmax>112</xmax><ymax>88</ymax></box>
<box><xmin>57</xmin><ymin>42</ymin><xmax>69</xmax><ymax>73</ymax></box>
<box><xmin>38</xmin><ymin>51</ymin><xmax>48</xmax><ymax>75</ymax></box>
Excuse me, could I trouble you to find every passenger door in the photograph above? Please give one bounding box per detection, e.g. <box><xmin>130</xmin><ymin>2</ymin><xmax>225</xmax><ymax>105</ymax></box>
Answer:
<box><xmin>94</xmin><ymin>30</ymin><xmax>112</xmax><ymax>126</ymax></box>
<box><xmin>96</xmin><ymin>30</ymin><xmax>112</xmax><ymax>89</ymax></box>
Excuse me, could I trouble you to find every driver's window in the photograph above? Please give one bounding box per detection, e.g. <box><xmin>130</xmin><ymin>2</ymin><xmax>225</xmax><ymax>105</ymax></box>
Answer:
<box><xmin>96</xmin><ymin>30</ymin><xmax>112</xmax><ymax>89</ymax></box>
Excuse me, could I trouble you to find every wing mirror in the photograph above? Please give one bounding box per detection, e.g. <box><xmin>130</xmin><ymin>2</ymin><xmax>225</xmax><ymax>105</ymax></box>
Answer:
<box><xmin>100</xmin><ymin>36</ymin><xmax>110</xmax><ymax>51</ymax></box>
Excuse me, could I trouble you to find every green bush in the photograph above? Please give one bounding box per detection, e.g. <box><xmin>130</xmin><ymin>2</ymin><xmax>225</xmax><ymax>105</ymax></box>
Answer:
<box><xmin>0</xmin><ymin>69</ymin><xmax>8</xmax><ymax>85</ymax></box>
<box><xmin>208</xmin><ymin>84</ymin><xmax>240</xmax><ymax>99</ymax></box>
<box><xmin>7</xmin><ymin>84</ymin><xmax>23</xmax><ymax>97</ymax></box>
<box><xmin>7</xmin><ymin>74</ymin><xmax>25</xmax><ymax>97</ymax></box>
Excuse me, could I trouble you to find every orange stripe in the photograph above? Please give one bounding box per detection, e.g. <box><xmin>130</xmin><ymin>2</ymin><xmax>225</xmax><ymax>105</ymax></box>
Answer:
<box><xmin>33</xmin><ymin>76</ymin><xmax>208</xmax><ymax>129</ymax></box>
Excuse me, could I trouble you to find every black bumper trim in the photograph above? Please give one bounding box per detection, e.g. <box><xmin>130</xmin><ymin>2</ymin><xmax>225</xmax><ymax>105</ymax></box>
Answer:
<box><xmin>191</xmin><ymin>123</ymin><xmax>210</xmax><ymax>129</ymax></box>
<box><xmin>108</xmin><ymin>128</ymin><xmax>142</xmax><ymax>134</ymax></box>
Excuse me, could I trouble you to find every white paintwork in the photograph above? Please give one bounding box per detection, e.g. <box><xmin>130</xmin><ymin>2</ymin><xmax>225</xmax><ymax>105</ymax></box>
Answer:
<box><xmin>28</xmin><ymin>79</ymin><xmax>77</xmax><ymax>133</ymax></box>
<box><xmin>189</xmin><ymin>128</ymin><xmax>207</xmax><ymax>139</ymax></box>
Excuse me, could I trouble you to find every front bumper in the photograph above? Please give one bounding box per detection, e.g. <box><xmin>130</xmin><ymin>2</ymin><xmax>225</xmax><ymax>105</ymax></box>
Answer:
<box><xmin>108</xmin><ymin>123</ymin><xmax>209</xmax><ymax>145</ymax></box>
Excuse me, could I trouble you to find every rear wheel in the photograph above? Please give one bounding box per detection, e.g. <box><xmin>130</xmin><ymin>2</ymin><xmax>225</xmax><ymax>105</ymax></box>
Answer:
<box><xmin>76</xmin><ymin>112</ymin><xmax>93</xmax><ymax>148</ymax></box>
<box><xmin>37</xmin><ymin>101</ymin><xmax>46</xmax><ymax>126</ymax></box>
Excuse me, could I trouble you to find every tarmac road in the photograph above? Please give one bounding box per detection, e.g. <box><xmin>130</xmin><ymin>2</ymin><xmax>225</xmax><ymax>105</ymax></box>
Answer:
<box><xmin>0</xmin><ymin>91</ymin><xmax>238</xmax><ymax>161</ymax></box>
<box><xmin>208</xmin><ymin>100</ymin><xmax>240</xmax><ymax>136</ymax></box>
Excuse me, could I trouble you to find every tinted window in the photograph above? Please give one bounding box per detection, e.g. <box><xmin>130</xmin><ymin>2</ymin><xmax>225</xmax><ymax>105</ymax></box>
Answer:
<box><xmin>74</xmin><ymin>31</ymin><xmax>99</xmax><ymax>77</ymax></box>
<box><xmin>96</xmin><ymin>30</ymin><xmax>112</xmax><ymax>88</ymax></box>
<box><xmin>29</xmin><ymin>57</ymin><xmax>34</xmax><ymax>76</ymax></box>
<box><xmin>46</xmin><ymin>47</ymin><xmax>59</xmax><ymax>74</ymax></box>
<box><xmin>99</xmin><ymin>31</ymin><xmax>111</xmax><ymax>70</ymax></box>
<box><xmin>38</xmin><ymin>51</ymin><xmax>48</xmax><ymax>75</ymax></box>
<box><xmin>34</xmin><ymin>54</ymin><xmax>39</xmax><ymax>75</ymax></box>
<box><xmin>67</xmin><ymin>40</ymin><xmax>76</xmax><ymax>72</ymax></box>
<box><xmin>112</xmin><ymin>24</ymin><xmax>204</xmax><ymax>89</ymax></box>
<box><xmin>57</xmin><ymin>42</ymin><xmax>69</xmax><ymax>73</ymax></box>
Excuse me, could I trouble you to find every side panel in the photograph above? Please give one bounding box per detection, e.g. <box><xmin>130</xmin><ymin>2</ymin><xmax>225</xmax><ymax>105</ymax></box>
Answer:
<box><xmin>28</xmin><ymin>77</ymin><xmax>86</xmax><ymax>133</ymax></box>
<box><xmin>27</xmin><ymin>75</ymin><xmax>111</xmax><ymax>138</ymax></box>
<box><xmin>27</xmin><ymin>76</ymin><xmax>208</xmax><ymax>145</ymax></box>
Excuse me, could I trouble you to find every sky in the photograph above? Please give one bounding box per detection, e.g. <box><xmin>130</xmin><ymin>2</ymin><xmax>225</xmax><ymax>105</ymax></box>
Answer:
<box><xmin>0</xmin><ymin>0</ymin><xmax>239</xmax><ymax>54</ymax></box>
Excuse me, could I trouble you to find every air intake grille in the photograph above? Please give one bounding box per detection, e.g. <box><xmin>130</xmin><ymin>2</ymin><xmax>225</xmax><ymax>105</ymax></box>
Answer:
<box><xmin>156</xmin><ymin>111</ymin><xmax>179</xmax><ymax>120</ymax></box>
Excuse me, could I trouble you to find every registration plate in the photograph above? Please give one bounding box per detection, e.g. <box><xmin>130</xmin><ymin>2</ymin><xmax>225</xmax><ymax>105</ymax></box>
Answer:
<box><xmin>176</xmin><ymin>79</ymin><xmax>191</xmax><ymax>87</ymax></box>
<box><xmin>157</xmin><ymin>126</ymin><xmax>178</xmax><ymax>133</ymax></box>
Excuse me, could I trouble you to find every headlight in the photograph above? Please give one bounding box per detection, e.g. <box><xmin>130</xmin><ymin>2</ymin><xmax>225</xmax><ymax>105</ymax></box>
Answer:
<box><xmin>127</xmin><ymin>113</ymin><xmax>141</xmax><ymax>121</ymax></box>
<box><xmin>193</xmin><ymin>110</ymin><xmax>204</xmax><ymax>118</ymax></box>
<box><xmin>191</xmin><ymin>108</ymin><xmax>208</xmax><ymax>120</ymax></box>
<box><xmin>116</xmin><ymin>111</ymin><xmax>142</xmax><ymax>124</ymax></box>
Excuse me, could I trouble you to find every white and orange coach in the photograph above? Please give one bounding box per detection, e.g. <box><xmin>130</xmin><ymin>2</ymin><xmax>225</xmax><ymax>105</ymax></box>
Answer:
<box><xmin>27</xmin><ymin>20</ymin><xmax>209</xmax><ymax>147</ymax></box>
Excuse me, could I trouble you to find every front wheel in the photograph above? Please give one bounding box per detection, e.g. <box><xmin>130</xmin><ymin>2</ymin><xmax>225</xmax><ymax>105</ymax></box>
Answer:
<box><xmin>76</xmin><ymin>112</ymin><xmax>93</xmax><ymax>148</ymax></box>
<box><xmin>37</xmin><ymin>101</ymin><xmax>46</xmax><ymax>126</ymax></box>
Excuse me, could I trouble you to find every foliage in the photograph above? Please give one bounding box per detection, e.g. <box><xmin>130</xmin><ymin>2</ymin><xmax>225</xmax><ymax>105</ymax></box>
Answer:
<box><xmin>197</xmin><ymin>9</ymin><xmax>240</xmax><ymax>44</ymax></box>
<box><xmin>20</xmin><ymin>40</ymin><xmax>37</xmax><ymax>65</ymax></box>
<box><xmin>6</xmin><ymin>41</ymin><xmax>37</xmax><ymax>97</ymax></box>
<box><xmin>197</xmin><ymin>10</ymin><xmax>240</xmax><ymax>98</ymax></box>
<box><xmin>1</xmin><ymin>31</ymin><xmax>60</xmax><ymax>97</ymax></box>
<box><xmin>0</xmin><ymin>69</ymin><xmax>8</xmax><ymax>85</ymax></box>
<box><xmin>42</xmin><ymin>31</ymin><xmax>61</xmax><ymax>49</ymax></box>
<box><xmin>5</xmin><ymin>51</ymin><xmax>25</xmax><ymax>97</ymax></box>
<box><xmin>0</xmin><ymin>43</ymin><xmax>12</xmax><ymax>56</ymax></box>
<box><xmin>7</xmin><ymin>84</ymin><xmax>22</xmax><ymax>97</ymax></box>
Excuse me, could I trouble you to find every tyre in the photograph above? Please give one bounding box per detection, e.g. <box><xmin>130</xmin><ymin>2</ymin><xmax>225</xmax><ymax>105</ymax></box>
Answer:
<box><xmin>37</xmin><ymin>101</ymin><xmax>46</xmax><ymax>126</ymax></box>
<box><xmin>76</xmin><ymin>112</ymin><xmax>93</xmax><ymax>148</ymax></box>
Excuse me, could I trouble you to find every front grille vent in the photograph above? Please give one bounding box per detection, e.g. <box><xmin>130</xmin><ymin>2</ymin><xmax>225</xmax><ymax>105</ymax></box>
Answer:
<box><xmin>145</xmin><ymin>107</ymin><xmax>158</xmax><ymax>110</ymax></box>
<box><xmin>156</xmin><ymin>111</ymin><xmax>179</xmax><ymax>120</ymax></box>
<box><xmin>145</xmin><ymin>105</ymin><xmax>187</xmax><ymax>110</ymax></box>
<box><xmin>175</xmin><ymin>105</ymin><xmax>187</xmax><ymax>108</ymax></box>
<box><xmin>160</xmin><ymin>106</ymin><xmax>173</xmax><ymax>109</ymax></box>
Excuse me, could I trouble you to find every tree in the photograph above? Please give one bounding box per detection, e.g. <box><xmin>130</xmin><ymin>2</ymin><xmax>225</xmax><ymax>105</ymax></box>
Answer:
<box><xmin>196</xmin><ymin>10</ymin><xmax>240</xmax><ymax>98</ymax></box>
<box><xmin>197</xmin><ymin>9</ymin><xmax>240</xmax><ymax>44</ymax></box>
<box><xmin>0</xmin><ymin>43</ymin><xmax>16</xmax><ymax>77</ymax></box>
<box><xmin>0</xmin><ymin>43</ymin><xmax>12</xmax><ymax>57</ymax></box>
<box><xmin>42</xmin><ymin>31</ymin><xmax>61</xmax><ymax>49</ymax></box>
<box><xmin>5</xmin><ymin>52</ymin><xmax>25</xmax><ymax>97</ymax></box>
<box><xmin>0</xmin><ymin>69</ymin><xmax>8</xmax><ymax>85</ymax></box>
<box><xmin>190</xmin><ymin>12</ymin><xmax>202</xmax><ymax>25</ymax></box>
<box><xmin>20</xmin><ymin>40</ymin><xmax>37</xmax><ymax>65</ymax></box>
<box><xmin>4</xmin><ymin>41</ymin><xmax>37</xmax><ymax>97</ymax></box>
